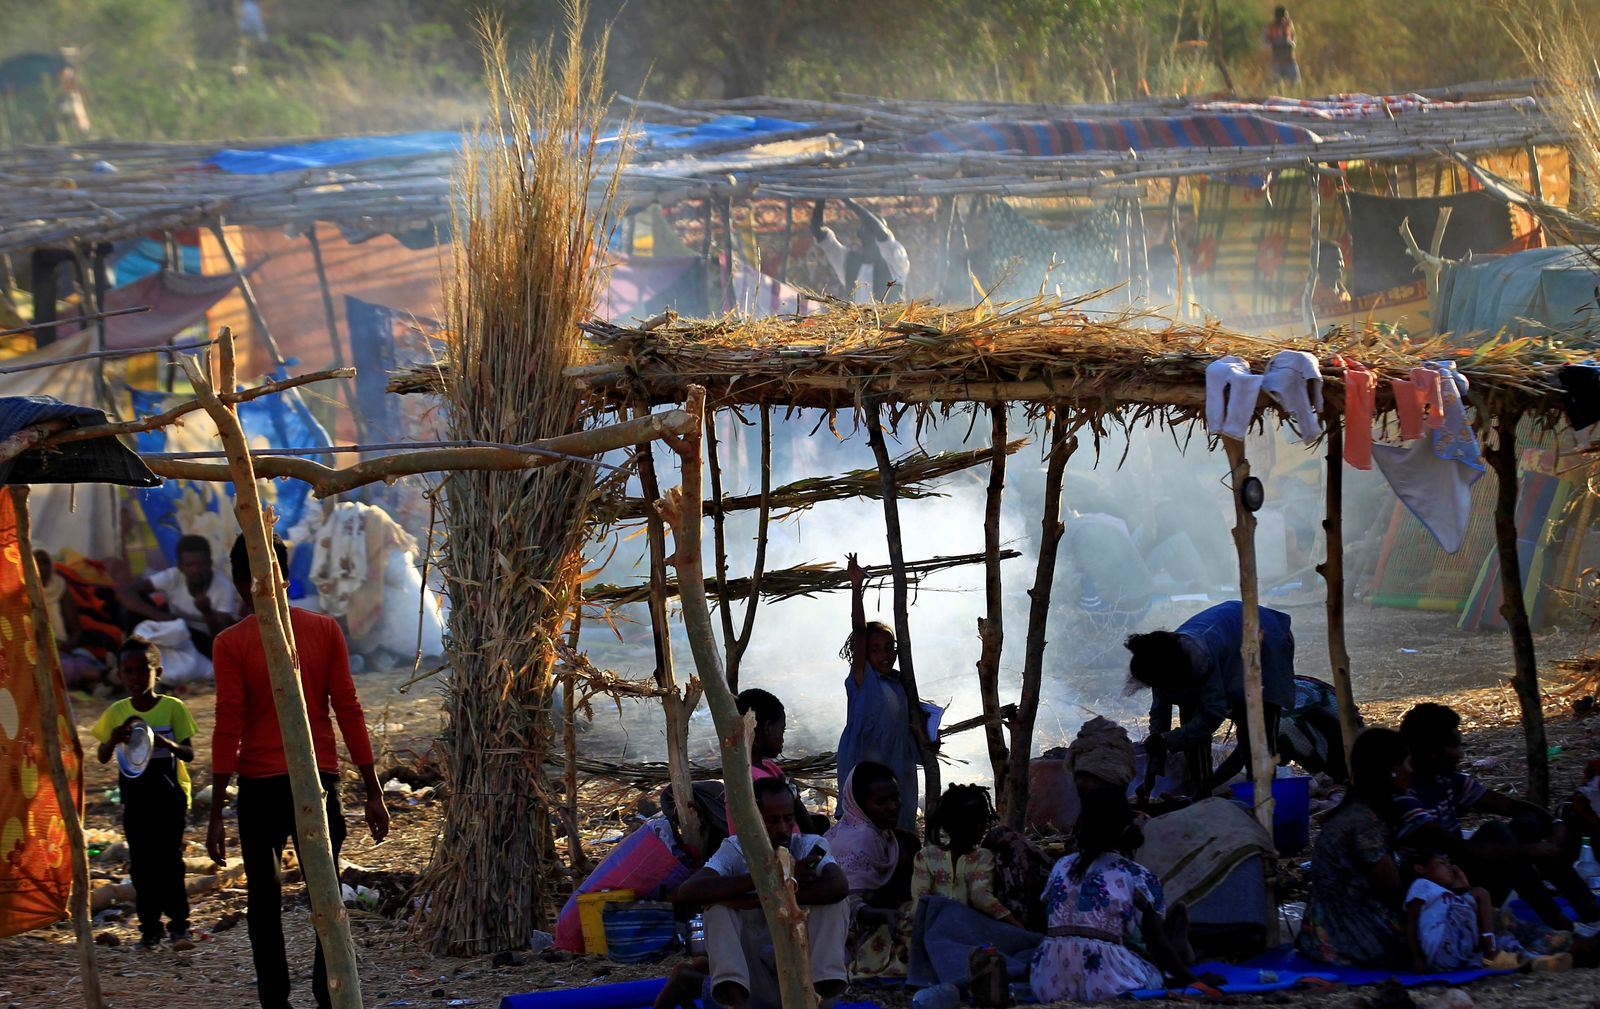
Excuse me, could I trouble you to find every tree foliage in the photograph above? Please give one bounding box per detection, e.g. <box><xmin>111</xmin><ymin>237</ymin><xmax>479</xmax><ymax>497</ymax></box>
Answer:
<box><xmin>0</xmin><ymin>0</ymin><xmax>1588</xmax><ymax>143</ymax></box>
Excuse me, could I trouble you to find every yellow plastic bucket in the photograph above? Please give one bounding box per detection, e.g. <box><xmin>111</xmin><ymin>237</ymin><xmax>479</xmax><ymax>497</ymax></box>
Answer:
<box><xmin>576</xmin><ymin>889</ymin><xmax>635</xmax><ymax>954</ymax></box>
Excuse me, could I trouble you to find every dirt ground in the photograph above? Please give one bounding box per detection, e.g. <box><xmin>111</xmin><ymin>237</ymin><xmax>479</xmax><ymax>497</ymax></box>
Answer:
<box><xmin>5</xmin><ymin>605</ymin><xmax>1600</xmax><ymax>1009</ymax></box>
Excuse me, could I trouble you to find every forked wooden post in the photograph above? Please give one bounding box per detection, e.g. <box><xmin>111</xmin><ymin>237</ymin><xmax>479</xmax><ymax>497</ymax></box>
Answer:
<box><xmin>1318</xmin><ymin>408</ymin><xmax>1359</xmax><ymax>773</ymax></box>
<box><xmin>1004</xmin><ymin>412</ymin><xmax>1076</xmax><ymax>830</ymax></box>
<box><xmin>1222</xmin><ymin>440</ymin><xmax>1275</xmax><ymax>834</ymax></box>
<box><xmin>866</xmin><ymin>400</ymin><xmax>940</xmax><ymax>823</ymax></box>
<box><xmin>177</xmin><ymin>330</ymin><xmax>361</xmax><ymax>1009</ymax></box>
<box><xmin>657</xmin><ymin>386</ymin><xmax>815</xmax><ymax>1009</ymax></box>
<box><xmin>1223</xmin><ymin>437</ymin><xmax>1277</xmax><ymax>946</ymax></box>
<box><xmin>634</xmin><ymin>409</ymin><xmax>706</xmax><ymax>856</ymax></box>
<box><xmin>13</xmin><ymin>486</ymin><xmax>102</xmax><ymax>1009</ymax></box>
<box><xmin>976</xmin><ymin>406</ymin><xmax>1011</xmax><ymax>805</ymax></box>
<box><xmin>1486</xmin><ymin>407</ymin><xmax>1549</xmax><ymax>805</ymax></box>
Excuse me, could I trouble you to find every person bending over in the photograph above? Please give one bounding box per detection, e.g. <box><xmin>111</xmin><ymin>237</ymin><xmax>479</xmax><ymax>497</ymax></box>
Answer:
<box><xmin>1125</xmin><ymin>600</ymin><xmax>1295</xmax><ymax>796</ymax></box>
<box><xmin>1395</xmin><ymin>702</ymin><xmax>1600</xmax><ymax>936</ymax></box>
<box><xmin>674</xmin><ymin>777</ymin><xmax>850</xmax><ymax>1009</ymax></box>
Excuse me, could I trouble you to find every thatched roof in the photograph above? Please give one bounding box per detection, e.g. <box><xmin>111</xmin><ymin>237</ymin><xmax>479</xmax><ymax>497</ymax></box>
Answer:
<box><xmin>389</xmin><ymin>294</ymin><xmax>1586</xmax><ymax>427</ymax></box>
<box><xmin>0</xmin><ymin>79</ymin><xmax>1568</xmax><ymax>256</ymax></box>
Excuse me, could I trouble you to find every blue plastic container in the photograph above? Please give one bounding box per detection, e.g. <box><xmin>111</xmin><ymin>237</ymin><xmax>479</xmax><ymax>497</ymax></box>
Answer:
<box><xmin>1230</xmin><ymin>775</ymin><xmax>1312</xmax><ymax>853</ymax></box>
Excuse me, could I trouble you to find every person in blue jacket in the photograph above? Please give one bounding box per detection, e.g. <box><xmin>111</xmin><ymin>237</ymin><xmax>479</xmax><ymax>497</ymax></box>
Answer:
<box><xmin>1124</xmin><ymin>600</ymin><xmax>1295</xmax><ymax>795</ymax></box>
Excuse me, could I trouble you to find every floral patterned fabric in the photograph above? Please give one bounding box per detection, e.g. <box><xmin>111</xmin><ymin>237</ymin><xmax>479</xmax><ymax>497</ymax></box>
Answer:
<box><xmin>1296</xmin><ymin>801</ymin><xmax>1407</xmax><ymax>967</ymax></box>
<box><xmin>1031</xmin><ymin>853</ymin><xmax>1166</xmax><ymax>1003</ymax></box>
<box><xmin>912</xmin><ymin>846</ymin><xmax>1012</xmax><ymax>921</ymax></box>
<box><xmin>984</xmin><ymin>824</ymin><xmax>1051</xmax><ymax>931</ymax></box>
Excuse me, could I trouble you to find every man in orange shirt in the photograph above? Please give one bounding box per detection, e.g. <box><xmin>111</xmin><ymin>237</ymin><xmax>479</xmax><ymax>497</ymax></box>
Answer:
<box><xmin>205</xmin><ymin>533</ymin><xmax>389</xmax><ymax>1009</ymax></box>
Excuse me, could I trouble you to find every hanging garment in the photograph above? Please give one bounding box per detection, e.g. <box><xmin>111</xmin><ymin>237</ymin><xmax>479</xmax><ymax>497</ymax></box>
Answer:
<box><xmin>1370</xmin><ymin>363</ymin><xmax>1484</xmax><ymax>555</ymax></box>
<box><xmin>1558</xmin><ymin>362</ymin><xmax>1600</xmax><ymax>431</ymax></box>
<box><xmin>1337</xmin><ymin>358</ymin><xmax>1375</xmax><ymax>470</ymax></box>
<box><xmin>1427</xmin><ymin>360</ymin><xmax>1483</xmax><ymax>474</ymax></box>
<box><xmin>1415</xmin><ymin>368</ymin><xmax>1445</xmax><ymax>431</ymax></box>
<box><xmin>1261</xmin><ymin>350</ymin><xmax>1324</xmax><ymax>443</ymax></box>
<box><xmin>1391</xmin><ymin>377</ymin><xmax>1424</xmax><ymax>441</ymax></box>
<box><xmin>1371</xmin><ymin>437</ymin><xmax>1481</xmax><ymax>554</ymax></box>
<box><xmin>1205</xmin><ymin>356</ymin><xmax>1265</xmax><ymax>441</ymax></box>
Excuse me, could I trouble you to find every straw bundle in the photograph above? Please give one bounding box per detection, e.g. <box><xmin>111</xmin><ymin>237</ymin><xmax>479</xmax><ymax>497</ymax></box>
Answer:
<box><xmin>1503</xmin><ymin>0</ymin><xmax>1600</xmax><ymax>225</ymax></box>
<box><xmin>417</xmin><ymin>3</ymin><xmax>626</xmax><ymax>956</ymax></box>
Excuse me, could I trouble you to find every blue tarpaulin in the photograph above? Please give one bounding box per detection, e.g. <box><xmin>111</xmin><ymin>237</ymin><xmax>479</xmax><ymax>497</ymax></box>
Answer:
<box><xmin>1434</xmin><ymin>246</ymin><xmax>1600</xmax><ymax>344</ymax></box>
<box><xmin>131</xmin><ymin>381</ymin><xmax>330</xmax><ymax>589</ymax></box>
<box><xmin>206</xmin><ymin>117</ymin><xmax>812</xmax><ymax>175</ymax></box>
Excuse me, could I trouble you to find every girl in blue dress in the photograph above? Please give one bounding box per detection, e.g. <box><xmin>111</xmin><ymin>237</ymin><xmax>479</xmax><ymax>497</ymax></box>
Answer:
<box><xmin>836</xmin><ymin>553</ymin><xmax>923</xmax><ymax>831</ymax></box>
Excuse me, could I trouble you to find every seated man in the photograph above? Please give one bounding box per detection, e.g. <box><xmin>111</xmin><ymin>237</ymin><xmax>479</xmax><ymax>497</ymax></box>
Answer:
<box><xmin>1125</xmin><ymin>600</ymin><xmax>1295</xmax><ymax>795</ymax></box>
<box><xmin>674</xmin><ymin>777</ymin><xmax>850</xmax><ymax>1009</ymax></box>
<box><xmin>116</xmin><ymin>534</ymin><xmax>240</xmax><ymax>659</ymax></box>
<box><xmin>1396</xmin><ymin>703</ymin><xmax>1600</xmax><ymax>935</ymax></box>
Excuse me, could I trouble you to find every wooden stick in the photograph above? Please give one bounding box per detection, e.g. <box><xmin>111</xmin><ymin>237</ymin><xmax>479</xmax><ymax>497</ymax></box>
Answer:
<box><xmin>209</xmin><ymin>222</ymin><xmax>286</xmax><ymax>368</ymax></box>
<box><xmin>1223</xmin><ymin>440</ymin><xmax>1276</xmax><ymax>832</ymax></box>
<box><xmin>1487</xmin><ymin>407</ymin><xmax>1549</xmax><ymax>805</ymax></box>
<box><xmin>304</xmin><ymin>223</ymin><xmax>362</xmax><ymax>433</ymax></box>
<box><xmin>1004</xmin><ymin>413</ymin><xmax>1076</xmax><ymax>830</ymax></box>
<box><xmin>634</xmin><ymin>405</ymin><xmax>706</xmax><ymax>858</ymax></box>
<box><xmin>0</xmin><ymin>420</ymin><xmax>71</xmax><ymax>465</ymax></box>
<box><xmin>705</xmin><ymin>411</ymin><xmax>740</xmax><ymax>685</ymax></box>
<box><xmin>1302</xmin><ymin>166</ymin><xmax>1322</xmax><ymax>337</ymax></box>
<box><xmin>727</xmin><ymin>407</ymin><xmax>773</xmax><ymax>690</ymax></box>
<box><xmin>0</xmin><ymin>304</ymin><xmax>151</xmax><ymax>339</ymax></box>
<box><xmin>976</xmin><ymin>405</ymin><xmax>1011</xmax><ymax>808</ymax></box>
<box><xmin>175</xmin><ymin>333</ymin><xmax>362</xmax><ymax>1009</ymax></box>
<box><xmin>139</xmin><ymin>410</ymin><xmax>695</xmax><ymax>497</ymax></box>
<box><xmin>656</xmin><ymin>386</ymin><xmax>816</xmax><ymax>1009</ymax></box>
<box><xmin>562</xmin><ymin>614</ymin><xmax>590</xmax><ymax>873</ymax></box>
<box><xmin>866</xmin><ymin>401</ymin><xmax>939</xmax><ymax>824</ymax></box>
<box><xmin>46</xmin><ymin>367</ymin><xmax>354</xmax><ymax>446</ymax></box>
<box><xmin>1318</xmin><ymin>407</ymin><xmax>1359</xmax><ymax>775</ymax></box>
<box><xmin>13</xmin><ymin>486</ymin><xmax>103</xmax><ymax>1009</ymax></box>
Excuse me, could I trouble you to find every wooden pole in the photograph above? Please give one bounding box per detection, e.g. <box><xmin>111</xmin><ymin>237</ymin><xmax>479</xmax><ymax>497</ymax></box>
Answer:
<box><xmin>175</xmin><ymin>331</ymin><xmax>362</xmax><ymax>1009</ymax></box>
<box><xmin>1487</xmin><ymin>407</ymin><xmax>1549</xmax><ymax>806</ymax></box>
<box><xmin>1004</xmin><ymin>412</ymin><xmax>1077</xmax><ymax>830</ymax></box>
<box><xmin>656</xmin><ymin>386</ymin><xmax>816</xmax><ymax>1009</ymax></box>
<box><xmin>976</xmin><ymin>405</ymin><xmax>1011</xmax><ymax>807</ymax></box>
<box><xmin>1223</xmin><ymin>439</ymin><xmax>1275</xmax><ymax>837</ymax></box>
<box><xmin>1318</xmin><ymin>407</ymin><xmax>1359</xmax><ymax>775</ymax></box>
<box><xmin>866</xmin><ymin>401</ymin><xmax>939</xmax><ymax>824</ymax></box>
<box><xmin>13</xmin><ymin>486</ymin><xmax>103</xmax><ymax>1009</ymax></box>
<box><xmin>1209</xmin><ymin>0</ymin><xmax>1237</xmax><ymax>94</ymax></box>
<box><xmin>209</xmin><ymin>222</ymin><xmax>287</xmax><ymax>369</ymax></box>
<box><xmin>304</xmin><ymin>224</ymin><xmax>362</xmax><ymax>432</ymax></box>
<box><xmin>1526</xmin><ymin>143</ymin><xmax>1545</xmax><ymax>201</ymax></box>
<box><xmin>1302</xmin><ymin>166</ymin><xmax>1322</xmax><ymax>337</ymax></box>
<box><xmin>562</xmin><ymin>614</ymin><xmax>590</xmax><ymax>873</ymax></box>
<box><xmin>634</xmin><ymin>407</ymin><xmax>707</xmax><ymax>857</ymax></box>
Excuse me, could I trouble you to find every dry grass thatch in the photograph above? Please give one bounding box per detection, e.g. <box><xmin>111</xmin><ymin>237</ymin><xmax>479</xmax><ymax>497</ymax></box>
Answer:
<box><xmin>416</xmin><ymin>2</ymin><xmax>627</xmax><ymax>956</ymax></box>
<box><xmin>536</xmin><ymin>293</ymin><xmax>1581</xmax><ymax>426</ymax></box>
<box><xmin>1503</xmin><ymin>0</ymin><xmax>1600</xmax><ymax>224</ymax></box>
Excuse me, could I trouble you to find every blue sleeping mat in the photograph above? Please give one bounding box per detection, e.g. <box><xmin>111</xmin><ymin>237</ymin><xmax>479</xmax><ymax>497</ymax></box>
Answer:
<box><xmin>499</xmin><ymin>980</ymin><xmax>885</xmax><ymax>1009</ymax></box>
<box><xmin>1129</xmin><ymin>945</ymin><xmax>1513</xmax><ymax>1000</ymax></box>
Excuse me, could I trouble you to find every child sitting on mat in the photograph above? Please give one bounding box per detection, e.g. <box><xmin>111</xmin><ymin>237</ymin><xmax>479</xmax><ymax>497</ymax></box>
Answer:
<box><xmin>1405</xmin><ymin>851</ymin><xmax>1569</xmax><ymax>973</ymax></box>
<box><xmin>1405</xmin><ymin>851</ymin><xmax>1500</xmax><ymax>971</ymax></box>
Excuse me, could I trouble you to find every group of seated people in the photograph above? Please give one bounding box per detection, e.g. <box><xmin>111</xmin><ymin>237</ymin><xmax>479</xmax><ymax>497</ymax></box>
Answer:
<box><xmin>1301</xmin><ymin>702</ymin><xmax>1600</xmax><ymax>973</ymax></box>
<box><xmin>657</xmin><ymin>697</ymin><xmax>1600</xmax><ymax>1008</ymax></box>
<box><xmin>660</xmin><ymin>689</ymin><xmax>1203</xmax><ymax>1009</ymax></box>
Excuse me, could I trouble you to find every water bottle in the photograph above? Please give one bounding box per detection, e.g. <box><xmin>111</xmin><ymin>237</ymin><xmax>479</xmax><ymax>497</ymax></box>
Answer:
<box><xmin>911</xmin><ymin>983</ymin><xmax>961</xmax><ymax>1009</ymax></box>
<box><xmin>1574</xmin><ymin>842</ymin><xmax>1600</xmax><ymax>889</ymax></box>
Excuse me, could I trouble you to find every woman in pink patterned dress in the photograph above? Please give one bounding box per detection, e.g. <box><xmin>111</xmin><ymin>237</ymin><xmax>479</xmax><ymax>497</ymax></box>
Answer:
<box><xmin>1031</xmin><ymin>791</ymin><xmax>1196</xmax><ymax>1002</ymax></box>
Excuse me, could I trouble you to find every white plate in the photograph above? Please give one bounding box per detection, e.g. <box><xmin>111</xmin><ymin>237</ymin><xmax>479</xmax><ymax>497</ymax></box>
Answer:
<box><xmin>118</xmin><ymin>719</ymin><xmax>154</xmax><ymax>778</ymax></box>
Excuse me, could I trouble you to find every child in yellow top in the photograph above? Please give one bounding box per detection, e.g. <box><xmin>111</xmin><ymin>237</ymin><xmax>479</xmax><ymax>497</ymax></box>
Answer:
<box><xmin>90</xmin><ymin>638</ymin><xmax>198</xmax><ymax>950</ymax></box>
<box><xmin>912</xmin><ymin>784</ymin><xmax>1022</xmax><ymax>928</ymax></box>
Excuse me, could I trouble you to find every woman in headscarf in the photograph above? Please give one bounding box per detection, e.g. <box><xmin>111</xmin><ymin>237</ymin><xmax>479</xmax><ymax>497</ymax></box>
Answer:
<box><xmin>826</xmin><ymin>762</ymin><xmax>915</xmax><ymax>978</ymax></box>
